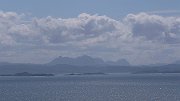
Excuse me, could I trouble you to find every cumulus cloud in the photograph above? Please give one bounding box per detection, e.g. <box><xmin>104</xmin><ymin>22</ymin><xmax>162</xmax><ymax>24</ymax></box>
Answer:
<box><xmin>125</xmin><ymin>12</ymin><xmax>180</xmax><ymax>44</ymax></box>
<box><xmin>0</xmin><ymin>11</ymin><xmax>180</xmax><ymax>64</ymax></box>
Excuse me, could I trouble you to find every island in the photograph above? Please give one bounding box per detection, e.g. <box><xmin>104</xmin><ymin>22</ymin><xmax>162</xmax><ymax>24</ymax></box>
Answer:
<box><xmin>66</xmin><ymin>72</ymin><xmax>107</xmax><ymax>76</ymax></box>
<box><xmin>0</xmin><ymin>72</ymin><xmax>54</xmax><ymax>76</ymax></box>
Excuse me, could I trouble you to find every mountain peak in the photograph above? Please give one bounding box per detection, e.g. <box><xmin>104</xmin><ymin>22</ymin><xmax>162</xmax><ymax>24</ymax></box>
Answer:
<box><xmin>106</xmin><ymin>59</ymin><xmax>130</xmax><ymax>66</ymax></box>
<box><xmin>77</xmin><ymin>55</ymin><xmax>93</xmax><ymax>59</ymax></box>
<box><xmin>48</xmin><ymin>55</ymin><xmax>130</xmax><ymax>66</ymax></box>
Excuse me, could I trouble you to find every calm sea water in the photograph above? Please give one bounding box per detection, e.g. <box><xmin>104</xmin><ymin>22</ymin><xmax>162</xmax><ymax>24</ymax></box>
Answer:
<box><xmin>0</xmin><ymin>73</ymin><xmax>180</xmax><ymax>101</ymax></box>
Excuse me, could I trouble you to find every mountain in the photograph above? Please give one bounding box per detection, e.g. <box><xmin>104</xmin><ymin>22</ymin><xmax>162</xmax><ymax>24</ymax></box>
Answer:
<box><xmin>48</xmin><ymin>55</ymin><xmax>130</xmax><ymax>66</ymax></box>
<box><xmin>1</xmin><ymin>58</ymin><xmax>180</xmax><ymax>74</ymax></box>
<box><xmin>133</xmin><ymin>64</ymin><xmax>180</xmax><ymax>74</ymax></box>
<box><xmin>106</xmin><ymin>59</ymin><xmax>130</xmax><ymax>66</ymax></box>
<box><xmin>0</xmin><ymin>55</ymin><xmax>131</xmax><ymax>74</ymax></box>
<box><xmin>48</xmin><ymin>55</ymin><xmax>104</xmax><ymax>66</ymax></box>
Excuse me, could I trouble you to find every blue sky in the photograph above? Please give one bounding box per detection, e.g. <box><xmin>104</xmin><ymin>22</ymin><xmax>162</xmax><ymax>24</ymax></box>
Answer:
<box><xmin>0</xmin><ymin>0</ymin><xmax>180</xmax><ymax>65</ymax></box>
<box><xmin>1</xmin><ymin>0</ymin><xmax>180</xmax><ymax>18</ymax></box>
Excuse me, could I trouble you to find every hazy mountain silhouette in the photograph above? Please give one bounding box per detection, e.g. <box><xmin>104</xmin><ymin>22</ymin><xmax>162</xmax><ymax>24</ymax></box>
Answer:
<box><xmin>106</xmin><ymin>59</ymin><xmax>130</xmax><ymax>66</ymax></box>
<box><xmin>133</xmin><ymin>64</ymin><xmax>180</xmax><ymax>74</ymax></box>
<box><xmin>48</xmin><ymin>55</ymin><xmax>130</xmax><ymax>66</ymax></box>
<box><xmin>1</xmin><ymin>56</ymin><xmax>180</xmax><ymax>74</ymax></box>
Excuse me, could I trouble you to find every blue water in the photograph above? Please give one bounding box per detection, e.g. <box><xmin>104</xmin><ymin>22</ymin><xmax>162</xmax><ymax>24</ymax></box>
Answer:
<box><xmin>0</xmin><ymin>73</ymin><xmax>180</xmax><ymax>101</ymax></box>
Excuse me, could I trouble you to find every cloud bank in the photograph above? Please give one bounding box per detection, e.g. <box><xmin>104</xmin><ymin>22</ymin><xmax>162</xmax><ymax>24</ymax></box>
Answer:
<box><xmin>0</xmin><ymin>11</ymin><xmax>180</xmax><ymax>65</ymax></box>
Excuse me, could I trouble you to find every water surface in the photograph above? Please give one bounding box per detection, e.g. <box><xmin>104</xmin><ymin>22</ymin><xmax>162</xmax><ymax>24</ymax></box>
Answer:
<box><xmin>0</xmin><ymin>73</ymin><xmax>180</xmax><ymax>101</ymax></box>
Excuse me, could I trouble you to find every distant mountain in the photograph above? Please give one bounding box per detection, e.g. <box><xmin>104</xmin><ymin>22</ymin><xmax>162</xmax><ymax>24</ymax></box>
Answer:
<box><xmin>48</xmin><ymin>55</ymin><xmax>130</xmax><ymax>66</ymax></box>
<box><xmin>48</xmin><ymin>55</ymin><xmax>104</xmax><ymax>66</ymax></box>
<box><xmin>146</xmin><ymin>63</ymin><xmax>167</xmax><ymax>66</ymax></box>
<box><xmin>1</xmin><ymin>58</ymin><xmax>180</xmax><ymax>74</ymax></box>
<box><xmin>0</xmin><ymin>55</ymin><xmax>131</xmax><ymax>74</ymax></box>
<box><xmin>106</xmin><ymin>59</ymin><xmax>130</xmax><ymax>66</ymax></box>
<box><xmin>133</xmin><ymin>64</ymin><xmax>180</xmax><ymax>74</ymax></box>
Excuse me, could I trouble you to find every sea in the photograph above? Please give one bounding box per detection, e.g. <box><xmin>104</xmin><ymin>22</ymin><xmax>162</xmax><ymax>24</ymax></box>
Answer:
<box><xmin>0</xmin><ymin>73</ymin><xmax>180</xmax><ymax>101</ymax></box>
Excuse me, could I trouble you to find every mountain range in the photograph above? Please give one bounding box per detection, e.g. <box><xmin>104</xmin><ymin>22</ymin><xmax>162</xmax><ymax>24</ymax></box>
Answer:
<box><xmin>0</xmin><ymin>55</ymin><xmax>180</xmax><ymax>74</ymax></box>
<box><xmin>48</xmin><ymin>55</ymin><xmax>130</xmax><ymax>66</ymax></box>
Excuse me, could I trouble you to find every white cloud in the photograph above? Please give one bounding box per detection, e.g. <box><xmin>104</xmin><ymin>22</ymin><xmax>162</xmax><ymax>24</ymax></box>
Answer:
<box><xmin>0</xmin><ymin>11</ymin><xmax>180</xmax><ymax>64</ymax></box>
<box><xmin>125</xmin><ymin>12</ymin><xmax>180</xmax><ymax>44</ymax></box>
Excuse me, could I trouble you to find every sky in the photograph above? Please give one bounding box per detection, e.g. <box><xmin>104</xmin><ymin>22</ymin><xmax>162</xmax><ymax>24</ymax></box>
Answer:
<box><xmin>1</xmin><ymin>0</ymin><xmax>180</xmax><ymax>18</ymax></box>
<box><xmin>0</xmin><ymin>0</ymin><xmax>180</xmax><ymax>65</ymax></box>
